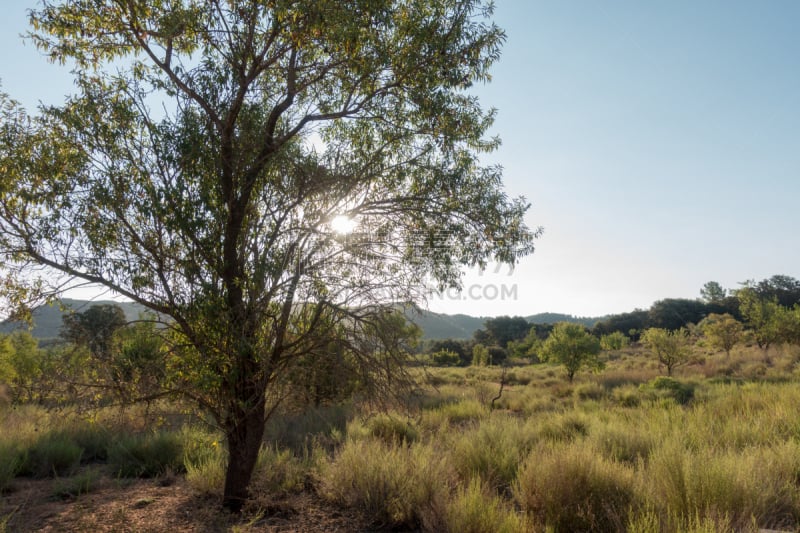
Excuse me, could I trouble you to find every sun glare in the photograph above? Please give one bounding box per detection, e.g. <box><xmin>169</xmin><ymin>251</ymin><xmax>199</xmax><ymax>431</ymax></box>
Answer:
<box><xmin>330</xmin><ymin>214</ymin><xmax>357</xmax><ymax>234</ymax></box>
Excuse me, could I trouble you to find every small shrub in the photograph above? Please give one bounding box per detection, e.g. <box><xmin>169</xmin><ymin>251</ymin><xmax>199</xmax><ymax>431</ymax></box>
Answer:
<box><xmin>444</xmin><ymin>478</ymin><xmax>530</xmax><ymax>533</ymax></box>
<box><xmin>590</xmin><ymin>424</ymin><xmax>655</xmax><ymax>464</ymax></box>
<box><xmin>51</xmin><ymin>468</ymin><xmax>101</xmax><ymax>500</ymax></box>
<box><xmin>0</xmin><ymin>442</ymin><xmax>24</xmax><ymax>491</ymax></box>
<box><xmin>448</xmin><ymin>415</ymin><xmax>535</xmax><ymax>491</ymax></box>
<box><xmin>573</xmin><ymin>382</ymin><xmax>606</xmax><ymax>401</ymax></box>
<box><xmin>641</xmin><ymin>377</ymin><xmax>695</xmax><ymax>405</ymax></box>
<box><xmin>319</xmin><ymin>439</ymin><xmax>453</xmax><ymax>529</ymax></box>
<box><xmin>611</xmin><ymin>384</ymin><xmax>641</xmax><ymax>407</ymax></box>
<box><xmin>185</xmin><ymin>442</ymin><xmax>225</xmax><ymax>495</ymax></box>
<box><xmin>251</xmin><ymin>445</ymin><xmax>306</xmax><ymax>495</ymax></box>
<box><xmin>422</xmin><ymin>399</ymin><xmax>488</xmax><ymax>429</ymax></box>
<box><xmin>514</xmin><ymin>442</ymin><xmax>637</xmax><ymax>532</ymax></box>
<box><xmin>349</xmin><ymin>414</ymin><xmax>419</xmax><ymax>445</ymax></box>
<box><xmin>109</xmin><ymin>431</ymin><xmax>183</xmax><ymax>478</ymax></box>
<box><xmin>65</xmin><ymin>424</ymin><xmax>111</xmax><ymax>463</ymax></box>
<box><xmin>537</xmin><ymin>412</ymin><xmax>589</xmax><ymax>442</ymax></box>
<box><xmin>22</xmin><ymin>432</ymin><xmax>83</xmax><ymax>478</ymax></box>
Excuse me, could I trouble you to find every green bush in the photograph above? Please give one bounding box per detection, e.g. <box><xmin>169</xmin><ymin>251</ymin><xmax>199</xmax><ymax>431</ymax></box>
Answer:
<box><xmin>108</xmin><ymin>431</ymin><xmax>184</xmax><ymax>478</ymax></box>
<box><xmin>0</xmin><ymin>442</ymin><xmax>25</xmax><ymax>491</ymax></box>
<box><xmin>22</xmin><ymin>432</ymin><xmax>83</xmax><ymax>478</ymax></box>
<box><xmin>351</xmin><ymin>413</ymin><xmax>419</xmax><ymax>445</ymax></box>
<box><xmin>432</xmin><ymin>349</ymin><xmax>462</xmax><ymax>367</ymax></box>
<box><xmin>641</xmin><ymin>376</ymin><xmax>695</xmax><ymax>405</ymax></box>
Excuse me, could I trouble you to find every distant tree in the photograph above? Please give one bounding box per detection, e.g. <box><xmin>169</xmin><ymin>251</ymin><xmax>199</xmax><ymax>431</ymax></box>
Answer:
<box><xmin>427</xmin><ymin>339</ymin><xmax>469</xmax><ymax>366</ymax></box>
<box><xmin>482</xmin><ymin>316</ymin><xmax>531</xmax><ymax>348</ymax></box>
<box><xmin>698</xmin><ymin>313</ymin><xmax>743</xmax><ymax>358</ymax></box>
<box><xmin>640</xmin><ymin>327</ymin><xmax>692</xmax><ymax>376</ymax></box>
<box><xmin>431</xmin><ymin>349</ymin><xmax>461</xmax><ymax>367</ymax></box>
<box><xmin>700</xmin><ymin>281</ymin><xmax>727</xmax><ymax>303</ymax></box>
<box><xmin>754</xmin><ymin>275</ymin><xmax>800</xmax><ymax>308</ymax></box>
<box><xmin>599</xmin><ymin>331</ymin><xmax>630</xmax><ymax>352</ymax></box>
<box><xmin>61</xmin><ymin>304</ymin><xmax>128</xmax><ymax>363</ymax></box>
<box><xmin>507</xmin><ymin>323</ymin><xmax>550</xmax><ymax>360</ymax></box>
<box><xmin>592</xmin><ymin>310</ymin><xmax>649</xmax><ymax>340</ymax></box>
<box><xmin>737</xmin><ymin>288</ymin><xmax>783</xmax><ymax>353</ymax></box>
<box><xmin>472</xmin><ymin>343</ymin><xmax>489</xmax><ymax>366</ymax></box>
<box><xmin>486</xmin><ymin>345</ymin><xmax>508</xmax><ymax>366</ymax></box>
<box><xmin>540</xmin><ymin>322</ymin><xmax>601</xmax><ymax>382</ymax></box>
<box><xmin>648</xmin><ymin>299</ymin><xmax>709</xmax><ymax>331</ymax></box>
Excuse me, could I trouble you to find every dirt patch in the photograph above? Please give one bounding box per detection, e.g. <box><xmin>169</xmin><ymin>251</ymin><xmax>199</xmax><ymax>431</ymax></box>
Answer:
<box><xmin>1</xmin><ymin>470</ymin><xmax>375</xmax><ymax>532</ymax></box>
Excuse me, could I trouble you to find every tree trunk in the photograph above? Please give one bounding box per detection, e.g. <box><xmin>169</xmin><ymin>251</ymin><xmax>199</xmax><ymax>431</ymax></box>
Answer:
<box><xmin>222</xmin><ymin>376</ymin><xmax>266</xmax><ymax>512</ymax></box>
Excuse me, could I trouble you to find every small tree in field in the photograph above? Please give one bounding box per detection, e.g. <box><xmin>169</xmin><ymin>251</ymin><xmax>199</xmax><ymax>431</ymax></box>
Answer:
<box><xmin>540</xmin><ymin>322</ymin><xmax>601</xmax><ymax>382</ymax></box>
<box><xmin>472</xmin><ymin>343</ymin><xmax>489</xmax><ymax>366</ymax></box>
<box><xmin>699</xmin><ymin>313</ymin><xmax>743</xmax><ymax>358</ymax></box>
<box><xmin>0</xmin><ymin>0</ymin><xmax>537</xmax><ymax>509</ymax></box>
<box><xmin>640</xmin><ymin>328</ymin><xmax>692</xmax><ymax>376</ymax></box>
<box><xmin>599</xmin><ymin>331</ymin><xmax>629</xmax><ymax>352</ymax></box>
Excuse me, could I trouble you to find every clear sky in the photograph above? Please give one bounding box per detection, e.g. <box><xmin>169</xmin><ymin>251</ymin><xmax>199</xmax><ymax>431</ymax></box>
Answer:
<box><xmin>2</xmin><ymin>1</ymin><xmax>799</xmax><ymax>318</ymax></box>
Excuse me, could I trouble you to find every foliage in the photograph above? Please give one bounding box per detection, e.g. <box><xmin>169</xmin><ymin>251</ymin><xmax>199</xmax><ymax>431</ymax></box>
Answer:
<box><xmin>471</xmin><ymin>343</ymin><xmax>489</xmax><ymax>366</ymax></box>
<box><xmin>600</xmin><ymin>331</ymin><xmax>630</xmax><ymax>352</ymax></box>
<box><xmin>427</xmin><ymin>339</ymin><xmax>470</xmax><ymax>367</ymax></box>
<box><xmin>737</xmin><ymin>288</ymin><xmax>784</xmax><ymax>351</ymax></box>
<box><xmin>699</xmin><ymin>313</ymin><xmax>743</xmax><ymax>357</ymax></box>
<box><xmin>61</xmin><ymin>304</ymin><xmax>127</xmax><ymax>362</ymax></box>
<box><xmin>641</xmin><ymin>377</ymin><xmax>695</xmax><ymax>405</ymax></box>
<box><xmin>108</xmin><ymin>431</ymin><xmax>184</xmax><ymax>478</ymax></box>
<box><xmin>1</xmin><ymin>0</ymin><xmax>537</xmax><ymax>508</ymax></box>
<box><xmin>540</xmin><ymin>322</ymin><xmax>602</xmax><ymax>382</ymax></box>
<box><xmin>640</xmin><ymin>327</ymin><xmax>693</xmax><ymax>376</ymax></box>
<box><xmin>700</xmin><ymin>281</ymin><xmax>727</xmax><ymax>303</ymax></box>
<box><xmin>750</xmin><ymin>275</ymin><xmax>800</xmax><ymax>308</ymax></box>
<box><xmin>648</xmin><ymin>299</ymin><xmax>710</xmax><ymax>331</ymax></box>
<box><xmin>478</xmin><ymin>316</ymin><xmax>530</xmax><ymax>348</ymax></box>
<box><xmin>592</xmin><ymin>310</ymin><xmax>649</xmax><ymax>340</ymax></box>
<box><xmin>431</xmin><ymin>349</ymin><xmax>462</xmax><ymax>367</ymax></box>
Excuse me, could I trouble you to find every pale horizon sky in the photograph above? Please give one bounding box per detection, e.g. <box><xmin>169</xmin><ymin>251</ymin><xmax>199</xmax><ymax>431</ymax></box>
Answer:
<box><xmin>1</xmin><ymin>2</ymin><xmax>798</xmax><ymax>319</ymax></box>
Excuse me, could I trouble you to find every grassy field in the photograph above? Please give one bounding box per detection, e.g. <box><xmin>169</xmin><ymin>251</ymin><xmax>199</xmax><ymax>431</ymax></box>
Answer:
<box><xmin>2</xmin><ymin>344</ymin><xmax>800</xmax><ymax>532</ymax></box>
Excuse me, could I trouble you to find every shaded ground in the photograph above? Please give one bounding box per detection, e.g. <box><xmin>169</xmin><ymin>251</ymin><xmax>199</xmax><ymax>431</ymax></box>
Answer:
<box><xmin>1</xmin><ymin>469</ymin><xmax>373</xmax><ymax>532</ymax></box>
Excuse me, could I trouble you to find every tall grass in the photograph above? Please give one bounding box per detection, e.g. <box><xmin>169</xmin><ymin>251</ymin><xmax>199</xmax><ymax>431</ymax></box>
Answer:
<box><xmin>514</xmin><ymin>440</ymin><xmax>638</xmax><ymax>532</ymax></box>
<box><xmin>318</xmin><ymin>438</ymin><xmax>454</xmax><ymax>529</ymax></box>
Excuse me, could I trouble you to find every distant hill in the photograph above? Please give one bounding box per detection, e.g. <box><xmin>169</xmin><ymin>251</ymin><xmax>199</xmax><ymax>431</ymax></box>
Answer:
<box><xmin>405</xmin><ymin>311</ymin><xmax>488</xmax><ymax>340</ymax></box>
<box><xmin>1</xmin><ymin>299</ymin><xmax>603</xmax><ymax>342</ymax></box>
<box><xmin>0</xmin><ymin>299</ymin><xmax>148</xmax><ymax>341</ymax></box>
<box><xmin>407</xmin><ymin>310</ymin><xmax>603</xmax><ymax>340</ymax></box>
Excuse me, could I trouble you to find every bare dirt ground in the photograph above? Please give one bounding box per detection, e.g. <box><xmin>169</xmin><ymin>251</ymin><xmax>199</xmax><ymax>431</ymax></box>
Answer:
<box><xmin>0</xmin><ymin>470</ymin><xmax>375</xmax><ymax>533</ymax></box>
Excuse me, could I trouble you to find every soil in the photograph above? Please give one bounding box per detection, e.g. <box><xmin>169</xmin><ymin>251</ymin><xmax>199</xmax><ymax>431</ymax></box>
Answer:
<box><xmin>0</xmin><ymin>469</ymin><xmax>376</xmax><ymax>532</ymax></box>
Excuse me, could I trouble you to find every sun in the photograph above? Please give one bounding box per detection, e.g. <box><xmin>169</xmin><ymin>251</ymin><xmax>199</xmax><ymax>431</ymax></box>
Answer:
<box><xmin>329</xmin><ymin>214</ymin><xmax>357</xmax><ymax>234</ymax></box>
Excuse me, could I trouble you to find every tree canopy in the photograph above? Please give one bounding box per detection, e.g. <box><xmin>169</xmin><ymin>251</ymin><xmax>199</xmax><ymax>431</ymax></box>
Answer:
<box><xmin>0</xmin><ymin>0</ymin><xmax>536</xmax><ymax>510</ymax></box>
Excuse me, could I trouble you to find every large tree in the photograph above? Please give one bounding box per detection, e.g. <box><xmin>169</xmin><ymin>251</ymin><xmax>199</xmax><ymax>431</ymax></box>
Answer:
<box><xmin>0</xmin><ymin>0</ymin><xmax>536</xmax><ymax>509</ymax></box>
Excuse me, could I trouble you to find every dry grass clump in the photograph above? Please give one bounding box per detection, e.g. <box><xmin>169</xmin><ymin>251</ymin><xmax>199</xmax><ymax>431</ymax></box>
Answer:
<box><xmin>318</xmin><ymin>438</ymin><xmax>454</xmax><ymax>529</ymax></box>
<box><xmin>446</xmin><ymin>414</ymin><xmax>537</xmax><ymax>491</ymax></box>
<box><xmin>444</xmin><ymin>478</ymin><xmax>530</xmax><ymax>533</ymax></box>
<box><xmin>514</xmin><ymin>440</ymin><xmax>637</xmax><ymax>532</ymax></box>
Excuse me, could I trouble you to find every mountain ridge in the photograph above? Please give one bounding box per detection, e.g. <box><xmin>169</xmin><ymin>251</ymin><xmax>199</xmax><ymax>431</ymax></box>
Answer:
<box><xmin>1</xmin><ymin>299</ymin><xmax>603</xmax><ymax>341</ymax></box>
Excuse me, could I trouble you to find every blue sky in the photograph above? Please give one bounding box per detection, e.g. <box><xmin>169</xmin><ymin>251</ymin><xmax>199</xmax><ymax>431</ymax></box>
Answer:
<box><xmin>2</xmin><ymin>2</ymin><xmax>799</xmax><ymax>318</ymax></box>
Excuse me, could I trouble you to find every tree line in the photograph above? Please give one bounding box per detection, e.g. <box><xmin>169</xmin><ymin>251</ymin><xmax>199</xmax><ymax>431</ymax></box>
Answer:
<box><xmin>420</xmin><ymin>275</ymin><xmax>800</xmax><ymax>380</ymax></box>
